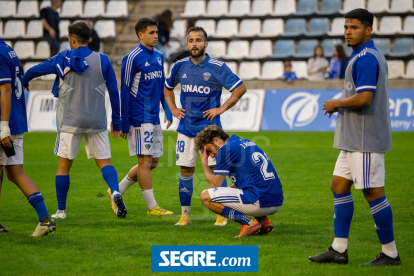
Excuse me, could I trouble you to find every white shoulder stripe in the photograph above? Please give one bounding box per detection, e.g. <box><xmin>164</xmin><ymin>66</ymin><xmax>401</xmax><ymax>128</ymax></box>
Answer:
<box><xmin>209</xmin><ymin>58</ymin><xmax>224</xmax><ymax>64</ymax></box>
<box><xmin>125</xmin><ymin>48</ymin><xmax>142</xmax><ymax>86</ymax></box>
<box><xmin>176</xmin><ymin>57</ymin><xmax>190</xmax><ymax>64</ymax></box>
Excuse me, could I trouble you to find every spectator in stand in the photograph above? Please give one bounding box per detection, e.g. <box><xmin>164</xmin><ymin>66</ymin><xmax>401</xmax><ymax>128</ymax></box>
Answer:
<box><xmin>307</xmin><ymin>45</ymin><xmax>329</xmax><ymax>81</ymax></box>
<box><xmin>153</xmin><ymin>10</ymin><xmax>173</xmax><ymax>56</ymax></box>
<box><xmin>40</xmin><ymin>0</ymin><xmax>62</xmax><ymax>57</ymax></box>
<box><xmin>328</xmin><ymin>45</ymin><xmax>349</xmax><ymax>79</ymax></box>
<box><xmin>75</xmin><ymin>20</ymin><xmax>101</xmax><ymax>52</ymax></box>
<box><xmin>168</xmin><ymin>19</ymin><xmax>196</xmax><ymax>64</ymax></box>
<box><xmin>283</xmin><ymin>61</ymin><xmax>297</xmax><ymax>83</ymax></box>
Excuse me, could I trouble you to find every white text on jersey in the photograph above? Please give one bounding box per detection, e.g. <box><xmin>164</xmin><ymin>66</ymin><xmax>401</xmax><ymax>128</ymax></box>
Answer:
<box><xmin>144</xmin><ymin>71</ymin><xmax>163</xmax><ymax>80</ymax></box>
<box><xmin>182</xmin><ymin>85</ymin><xmax>211</xmax><ymax>94</ymax></box>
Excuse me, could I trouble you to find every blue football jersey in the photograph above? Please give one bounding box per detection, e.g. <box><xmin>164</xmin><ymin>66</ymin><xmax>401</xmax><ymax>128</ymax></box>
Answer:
<box><xmin>214</xmin><ymin>135</ymin><xmax>283</xmax><ymax>207</ymax></box>
<box><xmin>121</xmin><ymin>44</ymin><xmax>169</xmax><ymax>132</ymax></box>
<box><xmin>164</xmin><ymin>54</ymin><xmax>242</xmax><ymax>137</ymax></box>
<box><xmin>0</xmin><ymin>39</ymin><xmax>28</xmax><ymax>135</ymax></box>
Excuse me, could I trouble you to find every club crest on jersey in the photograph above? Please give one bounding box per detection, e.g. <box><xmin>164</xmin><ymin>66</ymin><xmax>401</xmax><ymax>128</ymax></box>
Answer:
<box><xmin>203</xmin><ymin>72</ymin><xmax>211</xmax><ymax>81</ymax></box>
<box><xmin>145</xmin><ymin>144</ymin><xmax>152</xmax><ymax>150</ymax></box>
<box><xmin>157</xmin><ymin>57</ymin><xmax>162</xmax><ymax>65</ymax></box>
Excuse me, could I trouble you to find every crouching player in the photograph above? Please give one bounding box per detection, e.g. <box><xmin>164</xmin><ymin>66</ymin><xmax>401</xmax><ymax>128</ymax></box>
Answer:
<box><xmin>195</xmin><ymin>126</ymin><xmax>283</xmax><ymax>237</ymax></box>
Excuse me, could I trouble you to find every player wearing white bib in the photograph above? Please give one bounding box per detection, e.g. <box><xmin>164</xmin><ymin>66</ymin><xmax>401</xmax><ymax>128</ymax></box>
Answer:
<box><xmin>164</xmin><ymin>27</ymin><xmax>247</xmax><ymax>226</ymax></box>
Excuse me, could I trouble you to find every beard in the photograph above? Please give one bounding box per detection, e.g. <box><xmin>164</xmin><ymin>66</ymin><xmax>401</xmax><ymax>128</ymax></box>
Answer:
<box><xmin>189</xmin><ymin>47</ymin><xmax>205</xmax><ymax>58</ymax></box>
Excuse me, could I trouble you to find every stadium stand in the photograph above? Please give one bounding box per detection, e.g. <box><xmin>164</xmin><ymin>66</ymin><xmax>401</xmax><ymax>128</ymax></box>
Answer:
<box><xmin>11</xmin><ymin>0</ymin><xmax>413</xmax><ymax>87</ymax></box>
<box><xmin>238</xmin><ymin>61</ymin><xmax>261</xmax><ymax>80</ymax></box>
<box><xmin>14</xmin><ymin>41</ymin><xmax>35</xmax><ymax>60</ymax></box>
<box><xmin>226</xmin><ymin>61</ymin><xmax>238</xmax><ymax>74</ymax></box>
<box><xmin>204</xmin><ymin>0</ymin><xmax>228</xmax><ymax>17</ymax></box>
<box><xmin>387</xmin><ymin>60</ymin><xmax>405</xmax><ymax>79</ymax></box>
<box><xmin>291</xmin><ymin>61</ymin><xmax>308</xmax><ymax>79</ymax></box>
<box><xmin>403</xmin><ymin>60</ymin><xmax>414</xmax><ymax>79</ymax></box>
<box><xmin>34</xmin><ymin>41</ymin><xmax>51</xmax><ymax>59</ymax></box>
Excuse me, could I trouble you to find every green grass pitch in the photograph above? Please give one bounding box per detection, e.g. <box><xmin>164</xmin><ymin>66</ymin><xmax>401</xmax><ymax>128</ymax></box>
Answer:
<box><xmin>0</xmin><ymin>131</ymin><xmax>413</xmax><ymax>275</ymax></box>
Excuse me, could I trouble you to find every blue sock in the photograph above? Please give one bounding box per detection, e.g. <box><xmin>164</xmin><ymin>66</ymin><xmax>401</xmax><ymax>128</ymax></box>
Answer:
<box><xmin>369</xmin><ymin>196</ymin><xmax>394</xmax><ymax>244</ymax></box>
<box><xmin>101</xmin><ymin>165</ymin><xmax>119</xmax><ymax>193</ymax></box>
<box><xmin>333</xmin><ymin>192</ymin><xmax>354</xmax><ymax>238</ymax></box>
<box><xmin>55</xmin><ymin>175</ymin><xmax>70</xmax><ymax>210</ymax></box>
<box><xmin>221</xmin><ymin>177</ymin><xmax>227</xmax><ymax>187</ymax></box>
<box><xmin>27</xmin><ymin>192</ymin><xmax>49</xmax><ymax>222</ymax></box>
<box><xmin>179</xmin><ymin>175</ymin><xmax>193</xmax><ymax>206</ymax></box>
<box><xmin>221</xmin><ymin>206</ymin><xmax>253</xmax><ymax>226</ymax></box>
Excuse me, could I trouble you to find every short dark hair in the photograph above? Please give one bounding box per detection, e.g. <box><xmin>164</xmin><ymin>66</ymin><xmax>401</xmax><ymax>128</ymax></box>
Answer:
<box><xmin>68</xmin><ymin>22</ymin><xmax>90</xmax><ymax>44</ymax></box>
<box><xmin>195</xmin><ymin>125</ymin><xmax>229</xmax><ymax>152</ymax></box>
<box><xmin>344</xmin><ymin>8</ymin><xmax>373</xmax><ymax>27</ymax></box>
<box><xmin>135</xmin><ymin>18</ymin><xmax>158</xmax><ymax>37</ymax></box>
<box><xmin>187</xmin><ymin>26</ymin><xmax>208</xmax><ymax>41</ymax></box>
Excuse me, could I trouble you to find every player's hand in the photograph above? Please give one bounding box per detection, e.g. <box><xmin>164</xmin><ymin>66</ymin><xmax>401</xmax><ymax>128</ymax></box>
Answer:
<box><xmin>1</xmin><ymin>136</ymin><xmax>14</xmax><ymax>148</ymax></box>
<box><xmin>323</xmin><ymin>100</ymin><xmax>339</xmax><ymax>118</ymax></box>
<box><xmin>203</xmin><ymin>107</ymin><xmax>224</xmax><ymax>120</ymax></box>
<box><xmin>110</xmin><ymin>124</ymin><xmax>121</xmax><ymax>138</ymax></box>
<box><xmin>199</xmin><ymin>146</ymin><xmax>208</xmax><ymax>165</ymax></box>
<box><xmin>120</xmin><ymin>128</ymin><xmax>131</xmax><ymax>139</ymax></box>
<box><xmin>172</xmin><ymin>108</ymin><xmax>185</xmax><ymax>120</ymax></box>
<box><xmin>164</xmin><ymin>115</ymin><xmax>173</xmax><ymax>129</ymax></box>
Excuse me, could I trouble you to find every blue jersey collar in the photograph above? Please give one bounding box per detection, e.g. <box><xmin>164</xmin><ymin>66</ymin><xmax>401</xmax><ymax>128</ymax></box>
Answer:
<box><xmin>190</xmin><ymin>53</ymin><xmax>210</xmax><ymax>67</ymax></box>
<box><xmin>139</xmin><ymin>43</ymin><xmax>154</xmax><ymax>55</ymax></box>
<box><xmin>227</xmin><ymin>135</ymin><xmax>239</xmax><ymax>143</ymax></box>
<box><xmin>350</xmin><ymin>40</ymin><xmax>374</xmax><ymax>59</ymax></box>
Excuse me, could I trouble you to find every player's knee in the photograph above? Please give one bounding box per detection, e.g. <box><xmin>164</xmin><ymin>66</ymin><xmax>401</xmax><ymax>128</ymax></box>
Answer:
<box><xmin>200</xmin><ymin>189</ymin><xmax>211</xmax><ymax>207</ymax></box>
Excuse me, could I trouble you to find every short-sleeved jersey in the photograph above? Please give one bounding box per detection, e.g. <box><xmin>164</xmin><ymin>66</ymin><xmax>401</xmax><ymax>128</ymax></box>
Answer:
<box><xmin>0</xmin><ymin>39</ymin><xmax>28</xmax><ymax>135</ymax></box>
<box><xmin>164</xmin><ymin>54</ymin><xmax>242</xmax><ymax>137</ymax></box>
<box><xmin>349</xmin><ymin>40</ymin><xmax>379</xmax><ymax>93</ymax></box>
<box><xmin>121</xmin><ymin>44</ymin><xmax>166</xmax><ymax>132</ymax></box>
<box><xmin>334</xmin><ymin>40</ymin><xmax>391</xmax><ymax>152</ymax></box>
<box><xmin>214</xmin><ymin>135</ymin><xmax>283</xmax><ymax>207</ymax></box>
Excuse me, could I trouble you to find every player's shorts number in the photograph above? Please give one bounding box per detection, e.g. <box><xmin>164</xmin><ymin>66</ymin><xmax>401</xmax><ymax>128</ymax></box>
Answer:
<box><xmin>144</xmin><ymin>131</ymin><xmax>154</xmax><ymax>143</ymax></box>
<box><xmin>252</xmin><ymin>152</ymin><xmax>275</xmax><ymax>180</ymax></box>
<box><xmin>177</xmin><ymin>140</ymin><xmax>185</xmax><ymax>153</ymax></box>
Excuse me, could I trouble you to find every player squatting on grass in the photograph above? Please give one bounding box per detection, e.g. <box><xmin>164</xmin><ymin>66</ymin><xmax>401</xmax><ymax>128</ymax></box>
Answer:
<box><xmin>0</xmin><ymin>37</ymin><xmax>56</xmax><ymax>236</ymax></box>
<box><xmin>195</xmin><ymin>125</ymin><xmax>284</xmax><ymax>238</ymax></box>
<box><xmin>309</xmin><ymin>9</ymin><xmax>401</xmax><ymax>266</ymax></box>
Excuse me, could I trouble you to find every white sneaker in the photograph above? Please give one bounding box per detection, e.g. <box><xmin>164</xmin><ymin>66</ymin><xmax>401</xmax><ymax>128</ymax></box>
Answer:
<box><xmin>31</xmin><ymin>216</ymin><xmax>57</xmax><ymax>237</ymax></box>
<box><xmin>51</xmin><ymin>210</ymin><xmax>66</xmax><ymax>219</ymax></box>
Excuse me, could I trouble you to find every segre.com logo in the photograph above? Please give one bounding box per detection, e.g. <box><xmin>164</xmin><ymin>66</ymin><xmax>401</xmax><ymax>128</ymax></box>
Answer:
<box><xmin>151</xmin><ymin>245</ymin><xmax>258</xmax><ymax>272</ymax></box>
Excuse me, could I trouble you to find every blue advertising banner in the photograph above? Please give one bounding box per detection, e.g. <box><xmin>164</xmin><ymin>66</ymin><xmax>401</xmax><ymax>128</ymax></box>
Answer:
<box><xmin>261</xmin><ymin>89</ymin><xmax>414</xmax><ymax>131</ymax></box>
<box><xmin>151</xmin><ymin>245</ymin><xmax>258</xmax><ymax>272</ymax></box>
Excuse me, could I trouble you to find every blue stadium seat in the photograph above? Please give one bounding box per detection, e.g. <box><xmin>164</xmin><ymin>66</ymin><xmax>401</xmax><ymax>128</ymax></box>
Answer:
<box><xmin>372</xmin><ymin>38</ymin><xmax>391</xmax><ymax>56</ymax></box>
<box><xmin>322</xmin><ymin>39</ymin><xmax>343</xmax><ymax>58</ymax></box>
<box><xmin>294</xmin><ymin>39</ymin><xmax>319</xmax><ymax>58</ymax></box>
<box><xmin>282</xmin><ymin>19</ymin><xmax>306</xmax><ymax>37</ymax></box>
<box><xmin>270</xmin><ymin>40</ymin><xmax>295</xmax><ymax>59</ymax></box>
<box><xmin>389</xmin><ymin>38</ymin><xmax>414</xmax><ymax>58</ymax></box>
<box><xmin>294</xmin><ymin>0</ymin><xmax>318</xmax><ymax>16</ymax></box>
<box><xmin>317</xmin><ymin>0</ymin><xmax>341</xmax><ymax>15</ymax></box>
<box><xmin>306</xmin><ymin>18</ymin><xmax>330</xmax><ymax>37</ymax></box>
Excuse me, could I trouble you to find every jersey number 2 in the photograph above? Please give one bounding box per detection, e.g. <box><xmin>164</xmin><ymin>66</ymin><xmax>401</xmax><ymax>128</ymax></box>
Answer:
<box><xmin>252</xmin><ymin>152</ymin><xmax>275</xmax><ymax>181</ymax></box>
<box><xmin>144</xmin><ymin>131</ymin><xmax>154</xmax><ymax>143</ymax></box>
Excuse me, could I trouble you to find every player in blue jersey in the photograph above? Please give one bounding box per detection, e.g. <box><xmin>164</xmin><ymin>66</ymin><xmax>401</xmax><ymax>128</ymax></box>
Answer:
<box><xmin>22</xmin><ymin>22</ymin><xmax>127</xmax><ymax>220</ymax></box>
<box><xmin>112</xmin><ymin>18</ymin><xmax>174</xmax><ymax>216</ymax></box>
<box><xmin>195</xmin><ymin>126</ymin><xmax>283</xmax><ymax>237</ymax></box>
<box><xmin>164</xmin><ymin>26</ymin><xmax>247</xmax><ymax>226</ymax></box>
<box><xmin>0</xmin><ymin>38</ymin><xmax>56</xmax><ymax>236</ymax></box>
<box><xmin>309</xmin><ymin>9</ymin><xmax>400</xmax><ymax>266</ymax></box>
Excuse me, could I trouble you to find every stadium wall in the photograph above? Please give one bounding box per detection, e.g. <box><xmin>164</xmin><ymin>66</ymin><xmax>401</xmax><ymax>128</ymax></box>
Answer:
<box><xmin>27</xmin><ymin>89</ymin><xmax>414</xmax><ymax>132</ymax></box>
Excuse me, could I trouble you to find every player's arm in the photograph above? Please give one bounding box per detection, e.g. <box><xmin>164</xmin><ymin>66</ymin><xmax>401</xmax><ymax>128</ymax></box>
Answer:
<box><xmin>101</xmin><ymin>54</ymin><xmax>121</xmax><ymax>138</ymax></box>
<box><xmin>323</xmin><ymin>92</ymin><xmax>373</xmax><ymax>118</ymax></box>
<box><xmin>164</xmin><ymin>63</ymin><xmax>185</xmax><ymax>120</ymax></box>
<box><xmin>199</xmin><ymin>146</ymin><xmax>226</xmax><ymax>188</ymax></box>
<box><xmin>323</xmin><ymin>54</ymin><xmax>378</xmax><ymax>118</ymax></box>
<box><xmin>22</xmin><ymin>57</ymin><xmax>58</xmax><ymax>90</ymax></box>
<box><xmin>204</xmin><ymin>64</ymin><xmax>246</xmax><ymax>120</ymax></box>
<box><xmin>120</xmin><ymin>55</ymin><xmax>137</xmax><ymax>139</ymax></box>
<box><xmin>0</xmin><ymin>82</ymin><xmax>14</xmax><ymax>148</ymax></box>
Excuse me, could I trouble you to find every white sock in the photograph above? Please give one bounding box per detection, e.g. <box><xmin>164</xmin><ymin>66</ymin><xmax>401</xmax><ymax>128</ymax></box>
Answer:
<box><xmin>142</xmin><ymin>189</ymin><xmax>157</xmax><ymax>211</ymax></box>
<box><xmin>332</xmin><ymin>238</ymin><xmax>348</xmax><ymax>253</ymax></box>
<box><xmin>382</xmin><ymin>241</ymin><xmax>398</xmax><ymax>258</ymax></box>
<box><xmin>119</xmin><ymin>176</ymin><xmax>135</xmax><ymax>195</ymax></box>
<box><xmin>182</xmin><ymin>206</ymin><xmax>190</xmax><ymax>216</ymax></box>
